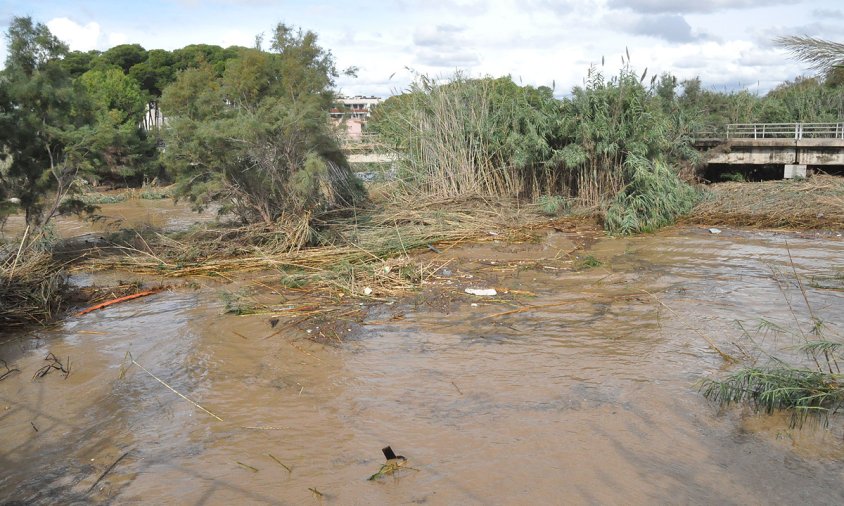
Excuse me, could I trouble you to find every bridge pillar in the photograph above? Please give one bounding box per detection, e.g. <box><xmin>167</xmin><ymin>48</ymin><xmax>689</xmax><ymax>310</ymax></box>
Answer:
<box><xmin>783</xmin><ymin>164</ymin><xmax>807</xmax><ymax>179</ymax></box>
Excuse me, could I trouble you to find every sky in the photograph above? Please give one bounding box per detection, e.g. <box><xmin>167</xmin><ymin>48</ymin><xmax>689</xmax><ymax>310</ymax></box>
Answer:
<box><xmin>0</xmin><ymin>0</ymin><xmax>841</xmax><ymax>98</ymax></box>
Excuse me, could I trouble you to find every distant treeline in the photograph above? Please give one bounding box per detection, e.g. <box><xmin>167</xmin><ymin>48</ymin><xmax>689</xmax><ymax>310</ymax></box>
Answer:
<box><xmin>1</xmin><ymin>14</ymin><xmax>842</xmax><ymax>232</ymax></box>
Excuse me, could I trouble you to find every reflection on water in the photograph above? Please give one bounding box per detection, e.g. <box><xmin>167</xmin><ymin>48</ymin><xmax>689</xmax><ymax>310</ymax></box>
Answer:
<box><xmin>2</xmin><ymin>227</ymin><xmax>844</xmax><ymax>504</ymax></box>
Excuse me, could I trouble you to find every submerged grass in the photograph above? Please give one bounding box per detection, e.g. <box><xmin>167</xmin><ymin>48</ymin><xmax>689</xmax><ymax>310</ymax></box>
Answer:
<box><xmin>700</xmin><ymin>366</ymin><xmax>844</xmax><ymax>428</ymax></box>
<box><xmin>699</xmin><ymin>255</ymin><xmax>844</xmax><ymax>428</ymax></box>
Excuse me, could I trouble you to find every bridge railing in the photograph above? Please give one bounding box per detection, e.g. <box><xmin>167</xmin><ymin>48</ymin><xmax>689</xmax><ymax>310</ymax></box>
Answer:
<box><xmin>725</xmin><ymin>123</ymin><xmax>844</xmax><ymax>140</ymax></box>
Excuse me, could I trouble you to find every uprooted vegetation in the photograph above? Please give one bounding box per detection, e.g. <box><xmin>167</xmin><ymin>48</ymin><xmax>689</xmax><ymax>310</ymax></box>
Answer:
<box><xmin>80</xmin><ymin>195</ymin><xmax>566</xmax><ymax>298</ymax></box>
<box><xmin>1</xmin><ymin>237</ymin><xmax>69</xmax><ymax>331</ymax></box>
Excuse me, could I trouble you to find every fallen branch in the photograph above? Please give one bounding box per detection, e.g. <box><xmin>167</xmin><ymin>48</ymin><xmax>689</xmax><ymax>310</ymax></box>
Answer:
<box><xmin>32</xmin><ymin>353</ymin><xmax>71</xmax><ymax>380</ymax></box>
<box><xmin>77</xmin><ymin>289</ymin><xmax>163</xmax><ymax>316</ymax></box>
<box><xmin>0</xmin><ymin>359</ymin><xmax>20</xmax><ymax>382</ymax></box>
<box><xmin>87</xmin><ymin>451</ymin><xmax>130</xmax><ymax>494</ymax></box>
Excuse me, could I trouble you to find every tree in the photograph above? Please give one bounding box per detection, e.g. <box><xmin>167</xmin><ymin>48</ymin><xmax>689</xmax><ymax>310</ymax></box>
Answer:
<box><xmin>59</xmin><ymin>49</ymin><xmax>101</xmax><ymax>78</ymax></box>
<box><xmin>0</xmin><ymin>17</ymin><xmax>95</xmax><ymax>227</ymax></box>
<box><xmin>128</xmin><ymin>48</ymin><xmax>176</xmax><ymax>97</ymax></box>
<box><xmin>160</xmin><ymin>24</ymin><xmax>363</xmax><ymax>231</ymax></box>
<box><xmin>99</xmin><ymin>43</ymin><xmax>148</xmax><ymax>73</ymax></box>
<box><xmin>79</xmin><ymin>68</ymin><xmax>159</xmax><ymax>184</ymax></box>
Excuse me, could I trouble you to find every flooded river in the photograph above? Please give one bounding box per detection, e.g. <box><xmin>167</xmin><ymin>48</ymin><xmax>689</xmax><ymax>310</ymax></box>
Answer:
<box><xmin>2</xmin><ymin>221</ymin><xmax>844</xmax><ymax>504</ymax></box>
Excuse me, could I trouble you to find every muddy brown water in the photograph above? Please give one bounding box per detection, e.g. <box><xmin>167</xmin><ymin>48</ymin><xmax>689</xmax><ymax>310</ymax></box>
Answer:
<box><xmin>2</xmin><ymin>219</ymin><xmax>844</xmax><ymax>504</ymax></box>
<box><xmin>1</xmin><ymin>196</ymin><xmax>214</xmax><ymax>241</ymax></box>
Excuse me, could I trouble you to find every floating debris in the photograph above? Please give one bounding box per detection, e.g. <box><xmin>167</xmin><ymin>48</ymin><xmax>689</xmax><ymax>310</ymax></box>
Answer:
<box><xmin>368</xmin><ymin>446</ymin><xmax>417</xmax><ymax>481</ymax></box>
<box><xmin>32</xmin><ymin>352</ymin><xmax>71</xmax><ymax>380</ymax></box>
<box><xmin>236</xmin><ymin>461</ymin><xmax>259</xmax><ymax>473</ymax></box>
<box><xmin>268</xmin><ymin>454</ymin><xmax>292</xmax><ymax>473</ymax></box>
<box><xmin>465</xmin><ymin>288</ymin><xmax>497</xmax><ymax>297</ymax></box>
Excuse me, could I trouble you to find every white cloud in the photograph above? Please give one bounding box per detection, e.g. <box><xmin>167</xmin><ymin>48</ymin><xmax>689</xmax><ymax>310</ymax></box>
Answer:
<box><xmin>45</xmin><ymin>17</ymin><xmax>132</xmax><ymax>53</ymax></box>
<box><xmin>107</xmin><ymin>32</ymin><xmax>129</xmax><ymax>48</ymax></box>
<box><xmin>608</xmin><ymin>0</ymin><xmax>791</xmax><ymax>14</ymax></box>
<box><xmin>47</xmin><ymin>18</ymin><xmax>101</xmax><ymax>51</ymax></box>
<box><xmin>0</xmin><ymin>0</ymin><xmax>835</xmax><ymax>97</ymax></box>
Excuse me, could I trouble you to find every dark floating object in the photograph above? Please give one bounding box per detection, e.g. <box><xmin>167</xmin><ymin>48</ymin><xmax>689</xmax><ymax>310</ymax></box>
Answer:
<box><xmin>382</xmin><ymin>446</ymin><xmax>405</xmax><ymax>461</ymax></box>
<box><xmin>269</xmin><ymin>318</ymin><xmax>279</xmax><ymax>328</ymax></box>
<box><xmin>369</xmin><ymin>445</ymin><xmax>412</xmax><ymax>481</ymax></box>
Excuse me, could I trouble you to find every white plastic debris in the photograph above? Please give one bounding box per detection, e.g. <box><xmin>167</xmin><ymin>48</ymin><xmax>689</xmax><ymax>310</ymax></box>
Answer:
<box><xmin>465</xmin><ymin>288</ymin><xmax>497</xmax><ymax>296</ymax></box>
<box><xmin>708</xmin><ymin>228</ymin><xmax>722</xmax><ymax>234</ymax></box>
<box><xmin>471</xmin><ymin>303</ymin><xmax>479</xmax><ymax>307</ymax></box>
<box><xmin>363</xmin><ymin>287</ymin><xmax>373</xmax><ymax>295</ymax></box>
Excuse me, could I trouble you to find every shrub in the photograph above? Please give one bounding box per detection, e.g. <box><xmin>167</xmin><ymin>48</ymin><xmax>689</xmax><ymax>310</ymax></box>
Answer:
<box><xmin>603</xmin><ymin>157</ymin><xmax>700</xmax><ymax>235</ymax></box>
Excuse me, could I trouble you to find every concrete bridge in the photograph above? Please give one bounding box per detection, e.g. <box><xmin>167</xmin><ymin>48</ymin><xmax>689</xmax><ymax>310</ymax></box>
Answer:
<box><xmin>695</xmin><ymin>123</ymin><xmax>844</xmax><ymax>178</ymax></box>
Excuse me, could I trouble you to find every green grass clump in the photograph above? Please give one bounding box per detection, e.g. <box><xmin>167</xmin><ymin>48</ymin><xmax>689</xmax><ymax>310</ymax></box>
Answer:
<box><xmin>536</xmin><ymin>195</ymin><xmax>571</xmax><ymax>216</ymax></box>
<box><xmin>577</xmin><ymin>254</ymin><xmax>602</xmax><ymax>269</ymax></box>
<box><xmin>79</xmin><ymin>193</ymin><xmax>128</xmax><ymax>205</ymax></box>
<box><xmin>604</xmin><ymin>157</ymin><xmax>700</xmax><ymax>235</ymax></box>
<box><xmin>699</xmin><ymin>271</ymin><xmax>844</xmax><ymax>428</ymax></box>
<box><xmin>720</xmin><ymin>171</ymin><xmax>745</xmax><ymax>182</ymax></box>
<box><xmin>700</xmin><ymin>365</ymin><xmax>844</xmax><ymax>428</ymax></box>
<box><xmin>139</xmin><ymin>189</ymin><xmax>171</xmax><ymax>200</ymax></box>
<box><xmin>221</xmin><ymin>289</ymin><xmax>259</xmax><ymax>315</ymax></box>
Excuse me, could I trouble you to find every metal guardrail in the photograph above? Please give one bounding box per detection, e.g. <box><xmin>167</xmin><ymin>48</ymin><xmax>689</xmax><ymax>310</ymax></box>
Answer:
<box><xmin>725</xmin><ymin>123</ymin><xmax>844</xmax><ymax>140</ymax></box>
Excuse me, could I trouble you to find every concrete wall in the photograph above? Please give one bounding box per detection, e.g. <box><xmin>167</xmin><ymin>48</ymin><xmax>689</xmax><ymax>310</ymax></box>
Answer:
<box><xmin>705</xmin><ymin>139</ymin><xmax>844</xmax><ymax>166</ymax></box>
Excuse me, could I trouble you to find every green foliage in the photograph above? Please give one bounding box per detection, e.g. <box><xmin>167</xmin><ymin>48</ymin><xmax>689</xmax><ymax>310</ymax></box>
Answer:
<box><xmin>60</xmin><ymin>49</ymin><xmax>100</xmax><ymax>78</ymax></box>
<box><xmin>536</xmin><ymin>194</ymin><xmax>570</xmax><ymax>216</ymax></box>
<box><xmin>77</xmin><ymin>192</ymin><xmax>127</xmax><ymax>205</ymax></box>
<box><xmin>603</xmin><ymin>157</ymin><xmax>700</xmax><ymax>235</ymax></box>
<box><xmin>700</xmin><ymin>367</ymin><xmax>844</xmax><ymax>428</ymax></box>
<box><xmin>757</xmin><ymin>77</ymin><xmax>843</xmax><ymax>122</ymax></box>
<box><xmin>99</xmin><ymin>44</ymin><xmax>148</xmax><ymax>73</ymax></box>
<box><xmin>0</xmin><ymin>16</ymin><xmax>96</xmax><ymax>227</ymax></box>
<box><xmin>79</xmin><ymin>67</ymin><xmax>147</xmax><ymax>121</ymax></box>
<box><xmin>720</xmin><ymin>171</ymin><xmax>745</xmax><ymax>182</ymax></box>
<box><xmin>160</xmin><ymin>24</ymin><xmax>364</xmax><ymax>229</ymax></box>
<box><xmin>371</xmin><ymin>74</ymin><xmax>561</xmax><ymax>198</ymax></box>
<box><xmin>577</xmin><ymin>255</ymin><xmax>602</xmax><ymax>269</ymax></box>
<box><xmin>78</xmin><ymin>67</ymin><xmax>159</xmax><ymax>184</ymax></box>
<box><xmin>558</xmin><ymin>65</ymin><xmax>677</xmax><ymax>203</ymax></box>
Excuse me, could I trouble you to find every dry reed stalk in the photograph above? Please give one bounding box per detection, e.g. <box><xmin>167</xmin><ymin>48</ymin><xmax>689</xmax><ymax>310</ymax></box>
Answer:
<box><xmin>686</xmin><ymin>175</ymin><xmax>844</xmax><ymax>229</ymax></box>
<box><xmin>643</xmin><ymin>290</ymin><xmax>736</xmax><ymax>363</ymax></box>
<box><xmin>1</xmin><ymin>239</ymin><xmax>68</xmax><ymax>330</ymax></box>
<box><xmin>120</xmin><ymin>352</ymin><xmax>223</xmax><ymax>421</ymax></box>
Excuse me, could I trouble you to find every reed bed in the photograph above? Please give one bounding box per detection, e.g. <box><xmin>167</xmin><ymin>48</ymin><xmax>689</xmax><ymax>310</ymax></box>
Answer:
<box><xmin>686</xmin><ymin>174</ymin><xmax>844</xmax><ymax>229</ymax></box>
